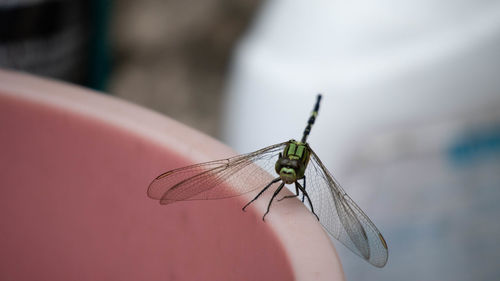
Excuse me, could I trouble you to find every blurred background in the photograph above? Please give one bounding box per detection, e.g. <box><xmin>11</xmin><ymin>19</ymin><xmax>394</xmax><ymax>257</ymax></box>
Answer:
<box><xmin>2</xmin><ymin>0</ymin><xmax>500</xmax><ymax>280</ymax></box>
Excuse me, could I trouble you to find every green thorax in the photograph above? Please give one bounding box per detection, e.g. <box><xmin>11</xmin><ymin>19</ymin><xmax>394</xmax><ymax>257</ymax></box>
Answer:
<box><xmin>275</xmin><ymin>140</ymin><xmax>311</xmax><ymax>184</ymax></box>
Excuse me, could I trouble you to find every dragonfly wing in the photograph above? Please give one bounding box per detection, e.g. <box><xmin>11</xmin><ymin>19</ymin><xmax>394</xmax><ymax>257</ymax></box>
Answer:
<box><xmin>148</xmin><ymin>142</ymin><xmax>288</xmax><ymax>204</ymax></box>
<box><xmin>305</xmin><ymin>148</ymin><xmax>388</xmax><ymax>267</ymax></box>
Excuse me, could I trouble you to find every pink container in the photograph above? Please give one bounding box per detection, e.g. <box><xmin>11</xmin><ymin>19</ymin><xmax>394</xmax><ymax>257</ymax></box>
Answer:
<box><xmin>0</xmin><ymin>69</ymin><xmax>343</xmax><ymax>281</ymax></box>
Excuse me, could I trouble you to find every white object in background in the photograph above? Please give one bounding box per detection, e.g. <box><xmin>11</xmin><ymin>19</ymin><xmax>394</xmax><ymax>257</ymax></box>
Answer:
<box><xmin>222</xmin><ymin>1</ymin><xmax>500</xmax><ymax>280</ymax></box>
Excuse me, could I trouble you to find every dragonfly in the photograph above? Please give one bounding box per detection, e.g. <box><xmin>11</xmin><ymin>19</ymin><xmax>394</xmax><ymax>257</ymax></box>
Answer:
<box><xmin>148</xmin><ymin>94</ymin><xmax>388</xmax><ymax>267</ymax></box>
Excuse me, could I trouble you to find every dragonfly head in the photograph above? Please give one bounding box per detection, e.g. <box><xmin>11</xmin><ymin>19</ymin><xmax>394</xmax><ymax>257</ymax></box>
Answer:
<box><xmin>275</xmin><ymin>157</ymin><xmax>302</xmax><ymax>184</ymax></box>
<box><xmin>279</xmin><ymin>167</ymin><xmax>297</xmax><ymax>184</ymax></box>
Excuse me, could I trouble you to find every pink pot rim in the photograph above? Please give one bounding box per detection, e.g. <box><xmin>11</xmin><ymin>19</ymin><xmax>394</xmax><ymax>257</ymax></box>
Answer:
<box><xmin>0</xmin><ymin>69</ymin><xmax>344</xmax><ymax>281</ymax></box>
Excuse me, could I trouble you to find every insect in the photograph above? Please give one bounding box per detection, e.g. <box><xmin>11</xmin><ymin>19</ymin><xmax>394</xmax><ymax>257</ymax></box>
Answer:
<box><xmin>148</xmin><ymin>94</ymin><xmax>388</xmax><ymax>267</ymax></box>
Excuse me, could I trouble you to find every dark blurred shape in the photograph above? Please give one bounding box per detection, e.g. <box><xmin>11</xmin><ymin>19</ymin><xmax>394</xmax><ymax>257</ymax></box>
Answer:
<box><xmin>0</xmin><ymin>0</ymin><xmax>111</xmax><ymax>90</ymax></box>
<box><xmin>88</xmin><ymin>0</ymin><xmax>112</xmax><ymax>90</ymax></box>
<box><xmin>0</xmin><ymin>2</ymin><xmax>66</xmax><ymax>42</ymax></box>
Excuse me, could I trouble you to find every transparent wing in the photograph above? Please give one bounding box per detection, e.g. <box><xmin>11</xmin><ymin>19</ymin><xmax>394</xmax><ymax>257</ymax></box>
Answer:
<box><xmin>148</xmin><ymin>142</ymin><xmax>288</xmax><ymax>204</ymax></box>
<box><xmin>305</xmin><ymin>148</ymin><xmax>388</xmax><ymax>267</ymax></box>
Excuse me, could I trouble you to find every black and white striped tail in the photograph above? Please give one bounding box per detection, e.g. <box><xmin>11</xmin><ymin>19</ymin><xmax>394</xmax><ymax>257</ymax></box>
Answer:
<box><xmin>301</xmin><ymin>94</ymin><xmax>322</xmax><ymax>143</ymax></box>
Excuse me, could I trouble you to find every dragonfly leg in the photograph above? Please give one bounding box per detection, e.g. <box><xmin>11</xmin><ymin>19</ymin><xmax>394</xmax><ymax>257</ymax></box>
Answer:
<box><xmin>296</xmin><ymin>181</ymin><xmax>319</xmax><ymax>221</ymax></box>
<box><xmin>262</xmin><ymin>181</ymin><xmax>285</xmax><ymax>221</ymax></box>
<box><xmin>277</xmin><ymin>184</ymin><xmax>299</xmax><ymax>201</ymax></box>
<box><xmin>242</xmin><ymin>177</ymin><xmax>281</xmax><ymax>211</ymax></box>
<box><xmin>301</xmin><ymin>176</ymin><xmax>306</xmax><ymax>203</ymax></box>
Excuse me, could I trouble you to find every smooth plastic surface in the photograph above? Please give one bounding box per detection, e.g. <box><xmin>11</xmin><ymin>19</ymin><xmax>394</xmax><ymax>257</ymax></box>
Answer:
<box><xmin>0</xmin><ymin>69</ymin><xmax>343</xmax><ymax>281</ymax></box>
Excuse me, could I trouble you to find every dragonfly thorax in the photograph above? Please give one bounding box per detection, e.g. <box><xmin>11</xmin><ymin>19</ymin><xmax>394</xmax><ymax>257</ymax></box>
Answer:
<box><xmin>275</xmin><ymin>140</ymin><xmax>311</xmax><ymax>184</ymax></box>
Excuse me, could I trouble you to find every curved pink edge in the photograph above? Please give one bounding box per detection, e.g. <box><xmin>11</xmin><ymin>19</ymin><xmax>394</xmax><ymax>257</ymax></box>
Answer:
<box><xmin>0</xmin><ymin>69</ymin><xmax>344</xmax><ymax>281</ymax></box>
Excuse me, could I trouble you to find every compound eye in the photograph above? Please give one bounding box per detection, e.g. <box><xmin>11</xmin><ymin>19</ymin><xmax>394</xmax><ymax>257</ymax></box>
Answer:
<box><xmin>288</xmin><ymin>160</ymin><xmax>300</xmax><ymax>169</ymax></box>
<box><xmin>278</xmin><ymin>158</ymin><xmax>289</xmax><ymax>167</ymax></box>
